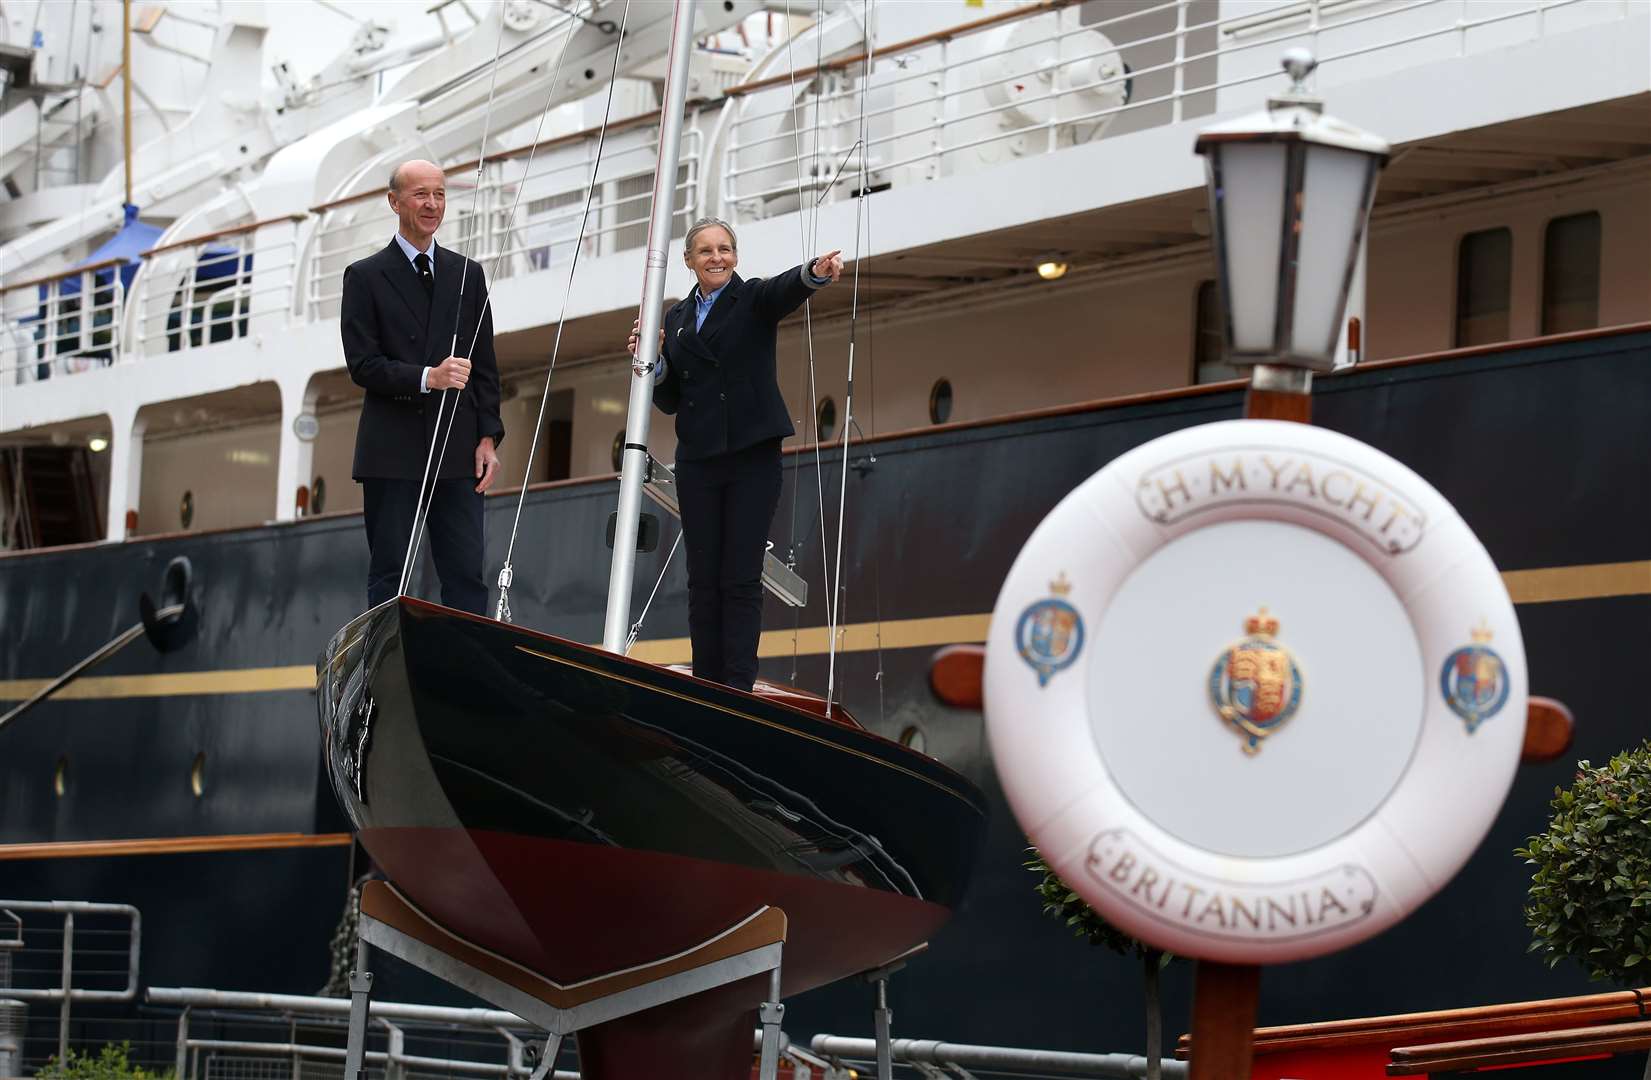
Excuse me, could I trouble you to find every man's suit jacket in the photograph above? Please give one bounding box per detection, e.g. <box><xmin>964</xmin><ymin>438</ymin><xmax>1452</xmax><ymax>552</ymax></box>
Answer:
<box><xmin>341</xmin><ymin>239</ymin><xmax>505</xmax><ymax>481</ymax></box>
<box><xmin>653</xmin><ymin>267</ymin><xmax>815</xmax><ymax>462</ymax></box>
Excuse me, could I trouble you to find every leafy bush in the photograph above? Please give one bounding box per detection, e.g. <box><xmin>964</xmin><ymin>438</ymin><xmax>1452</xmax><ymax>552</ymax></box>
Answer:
<box><xmin>1027</xmin><ymin>848</ymin><xmax>1172</xmax><ymax>1079</ymax></box>
<box><xmin>1027</xmin><ymin>848</ymin><xmax>1165</xmax><ymax>959</ymax></box>
<box><xmin>36</xmin><ymin>1042</ymin><xmax>173</xmax><ymax>1080</ymax></box>
<box><xmin>1518</xmin><ymin>741</ymin><xmax>1651</xmax><ymax>985</ymax></box>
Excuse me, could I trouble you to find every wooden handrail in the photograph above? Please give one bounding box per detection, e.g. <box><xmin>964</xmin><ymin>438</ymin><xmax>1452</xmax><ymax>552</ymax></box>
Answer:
<box><xmin>304</xmin><ymin>0</ymin><xmax>1078</xmax><ymax>214</ymax></box>
<box><xmin>725</xmin><ymin>0</ymin><xmax>1078</xmax><ymax>100</ymax></box>
<box><xmin>307</xmin><ymin>106</ymin><xmax>715</xmax><ymax>216</ymax></box>
<box><xmin>0</xmin><ymin>257</ymin><xmax>130</xmax><ymax>297</ymax></box>
<box><xmin>1387</xmin><ymin>1018</ymin><xmax>1651</xmax><ymax>1075</ymax></box>
<box><xmin>822</xmin><ymin>320</ymin><xmax>1651</xmax><ymax>461</ymax></box>
<box><xmin>140</xmin><ymin>213</ymin><xmax>308</xmax><ymax>258</ymax></box>
<box><xmin>1177</xmin><ymin>984</ymin><xmax>1651</xmax><ymax>1059</ymax></box>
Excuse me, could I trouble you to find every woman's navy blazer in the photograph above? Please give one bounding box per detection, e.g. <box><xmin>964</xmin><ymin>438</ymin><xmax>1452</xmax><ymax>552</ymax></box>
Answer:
<box><xmin>653</xmin><ymin>266</ymin><xmax>815</xmax><ymax>462</ymax></box>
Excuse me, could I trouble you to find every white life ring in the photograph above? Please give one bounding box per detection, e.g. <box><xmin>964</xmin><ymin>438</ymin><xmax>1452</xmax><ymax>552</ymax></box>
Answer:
<box><xmin>985</xmin><ymin>419</ymin><xmax>1525</xmax><ymax>964</ymax></box>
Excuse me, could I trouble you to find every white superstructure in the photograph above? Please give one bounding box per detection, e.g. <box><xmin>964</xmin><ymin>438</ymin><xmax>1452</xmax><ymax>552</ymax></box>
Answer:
<box><xmin>0</xmin><ymin>0</ymin><xmax>1646</xmax><ymax>547</ymax></box>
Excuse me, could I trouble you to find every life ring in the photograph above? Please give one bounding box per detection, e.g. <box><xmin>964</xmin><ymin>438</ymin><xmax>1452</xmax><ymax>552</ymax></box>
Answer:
<box><xmin>985</xmin><ymin>419</ymin><xmax>1525</xmax><ymax>964</ymax></box>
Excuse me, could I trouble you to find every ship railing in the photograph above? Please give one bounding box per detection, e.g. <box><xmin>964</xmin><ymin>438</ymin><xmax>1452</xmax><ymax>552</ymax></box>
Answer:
<box><xmin>130</xmin><ymin>215</ymin><xmax>308</xmax><ymax>358</ymax></box>
<box><xmin>0</xmin><ymin>260</ymin><xmax>128</xmax><ymax>387</ymax></box>
<box><xmin>0</xmin><ymin>900</ymin><xmax>141</xmax><ymax>1067</ymax></box>
<box><xmin>147</xmin><ymin>987</ymin><xmax>835</xmax><ymax>1080</ymax></box>
<box><xmin>811</xmin><ymin>1032</ymin><xmax>1188</xmax><ymax>1079</ymax></box>
<box><xmin>301</xmin><ymin>120</ymin><xmax>704</xmax><ymax>322</ymax></box>
<box><xmin>716</xmin><ymin>0</ymin><xmax>1628</xmax><ymax>217</ymax></box>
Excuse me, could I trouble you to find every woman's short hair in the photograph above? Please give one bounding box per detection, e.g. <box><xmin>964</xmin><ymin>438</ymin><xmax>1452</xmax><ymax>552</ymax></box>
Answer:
<box><xmin>684</xmin><ymin>217</ymin><xmax>737</xmax><ymax>253</ymax></box>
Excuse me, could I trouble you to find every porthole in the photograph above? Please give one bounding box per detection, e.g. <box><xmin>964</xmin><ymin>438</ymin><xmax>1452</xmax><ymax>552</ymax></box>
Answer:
<box><xmin>190</xmin><ymin>752</ymin><xmax>206</xmax><ymax>798</ymax></box>
<box><xmin>311</xmin><ymin>476</ymin><xmax>327</xmax><ymax>515</ymax></box>
<box><xmin>179</xmin><ymin>490</ymin><xmax>194</xmax><ymax>529</ymax></box>
<box><xmin>53</xmin><ymin>756</ymin><xmax>68</xmax><ymax>798</ymax></box>
<box><xmin>899</xmin><ymin>725</ymin><xmax>927</xmax><ymax>754</ymax></box>
<box><xmin>816</xmin><ymin>397</ymin><xmax>838</xmax><ymax>442</ymax></box>
<box><xmin>928</xmin><ymin>379</ymin><xmax>953</xmax><ymax>425</ymax></box>
<box><xmin>611</xmin><ymin>430</ymin><xmax>626</xmax><ymax>472</ymax></box>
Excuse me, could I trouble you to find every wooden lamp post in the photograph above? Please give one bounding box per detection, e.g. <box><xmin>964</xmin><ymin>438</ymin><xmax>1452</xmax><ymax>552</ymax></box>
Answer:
<box><xmin>1188</xmin><ymin>48</ymin><xmax>1390</xmax><ymax>1080</ymax></box>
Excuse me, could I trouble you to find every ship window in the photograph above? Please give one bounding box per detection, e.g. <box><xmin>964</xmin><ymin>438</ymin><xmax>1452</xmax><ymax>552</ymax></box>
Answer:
<box><xmin>1541</xmin><ymin>212</ymin><xmax>1601</xmax><ymax>335</ymax></box>
<box><xmin>1193</xmin><ymin>280</ymin><xmax>1239</xmax><ymax>384</ymax></box>
<box><xmin>179</xmin><ymin>490</ymin><xmax>194</xmax><ymax>529</ymax></box>
<box><xmin>54</xmin><ymin>756</ymin><xmax>68</xmax><ymax>798</ymax></box>
<box><xmin>611</xmin><ymin>430</ymin><xmax>625</xmax><ymax>473</ymax></box>
<box><xmin>899</xmin><ymin>725</ymin><xmax>927</xmax><ymax>754</ymax></box>
<box><xmin>928</xmin><ymin>379</ymin><xmax>953</xmax><ymax>425</ymax></box>
<box><xmin>1455</xmin><ymin>228</ymin><xmax>1512</xmax><ymax>347</ymax></box>
<box><xmin>190</xmin><ymin>752</ymin><xmax>206</xmax><ymax>798</ymax></box>
<box><xmin>816</xmin><ymin>397</ymin><xmax>837</xmax><ymax>442</ymax></box>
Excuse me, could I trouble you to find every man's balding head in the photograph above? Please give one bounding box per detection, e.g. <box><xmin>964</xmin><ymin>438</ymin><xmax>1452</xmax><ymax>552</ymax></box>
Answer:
<box><xmin>389</xmin><ymin>159</ymin><xmax>443</xmax><ymax>193</ymax></box>
<box><xmin>387</xmin><ymin>160</ymin><xmax>447</xmax><ymax>248</ymax></box>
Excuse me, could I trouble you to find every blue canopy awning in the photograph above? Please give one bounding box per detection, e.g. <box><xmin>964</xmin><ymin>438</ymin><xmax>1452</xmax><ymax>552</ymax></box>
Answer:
<box><xmin>51</xmin><ymin>203</ymin><xmax>163</xmax><ymax>298</ymax></box>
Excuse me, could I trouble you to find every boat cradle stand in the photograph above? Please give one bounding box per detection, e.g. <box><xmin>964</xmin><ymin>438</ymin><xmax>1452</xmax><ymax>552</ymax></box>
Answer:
<box><xmin>342</xmin><ymin>881</ymin><xmax>790</xmax><ymax>1080</ymax></box>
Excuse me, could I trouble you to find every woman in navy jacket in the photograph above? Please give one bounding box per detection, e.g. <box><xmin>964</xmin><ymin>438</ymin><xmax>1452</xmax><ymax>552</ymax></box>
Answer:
<box><xmin>631</xmin><ymin>217</ymin><xmax>842</xmax><ymax>691</ymax></box>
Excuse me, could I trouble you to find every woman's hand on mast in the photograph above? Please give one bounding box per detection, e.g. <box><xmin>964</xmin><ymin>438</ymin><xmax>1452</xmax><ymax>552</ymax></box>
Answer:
<box><xmin>628</xmin><ymin>316</ymin><xmax>664</xmax><ymax>378</ymax></box>
<box><xmin>811</xmin><ymin>250</ymin><xmax>845</xmax><ymax>284</ymax></box>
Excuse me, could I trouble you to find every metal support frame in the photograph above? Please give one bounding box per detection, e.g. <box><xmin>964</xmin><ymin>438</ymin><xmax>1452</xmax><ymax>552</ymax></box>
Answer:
<box><xmin>346</xmin><ymin>897</ymin><xmax>789</xmax><ymax>1080</ymax></box>
<box><xmin>860</xmin><ymin>954</ymin><xmax>913</xmax><ymax>1080</ymax></box>
<box><xmin>343</xmin><ymin>937</ymin><xmax>373</xmax><ymax>1080</ymax></box>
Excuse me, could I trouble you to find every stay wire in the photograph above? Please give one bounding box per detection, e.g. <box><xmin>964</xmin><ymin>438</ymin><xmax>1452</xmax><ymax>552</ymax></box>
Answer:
<box><xmin>397</xmin><ymin>6</ymin><xmax>513</xmax><ymax>601</ymax></box>
<box><xmin>625</xmin><ymin>526</ymin><xmax>684</xmax><ymax>654</ymax></box>
<box><xmin>485</xmin><ymin>0</ymin><xmax>636</xmax><ymax>620</ymax></box>
<box><xmin>824</xmin><ymin>0</ymin><xmax>873</xmax><ymax>717</ymax></box>
<box><xmin>783</xmin><ymin>0</ymin><xmax>830</xmax><ymax>683</ymax></box>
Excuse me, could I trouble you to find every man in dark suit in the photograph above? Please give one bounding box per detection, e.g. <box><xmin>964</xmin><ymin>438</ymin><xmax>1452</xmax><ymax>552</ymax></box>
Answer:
<box><xmin>341</xmin><ymin>159</ymin><xmax>505</xmax><ymax>615</ymax></box>
<box><xmin>631</xmin><ymin>217</ymin><xmax>842</xmax><ymax>691</ymax></box>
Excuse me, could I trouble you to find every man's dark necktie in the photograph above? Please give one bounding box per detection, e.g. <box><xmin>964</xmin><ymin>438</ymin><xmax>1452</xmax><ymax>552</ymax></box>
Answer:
<box><xmin>413</xmin><ymin>252</ymin><xmax>433</xmax><ymax>295</ymax></box>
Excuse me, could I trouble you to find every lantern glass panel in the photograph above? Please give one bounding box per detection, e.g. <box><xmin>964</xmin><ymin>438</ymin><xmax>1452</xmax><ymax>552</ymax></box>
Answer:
<box><xmin>1291</xmin><ymin>144</ymin><xmax>1376</xmax><ymax>365</ymax></box>
<box><xmin>1211</xmin><ymin>142</ymin><xmax>1288</xmax><ymax>355</ymax></box>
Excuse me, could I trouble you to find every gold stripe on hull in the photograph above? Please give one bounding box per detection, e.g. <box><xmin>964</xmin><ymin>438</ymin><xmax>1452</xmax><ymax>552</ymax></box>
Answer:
<box><xmin>0</xmin><ymin>562</ymin><xmax>1644</xmax><ymax>701</ymax></box>
<box><xmin>0</xmin><ymin>832</ymin><xmax>353</xmax><ymax>861</ymax></box>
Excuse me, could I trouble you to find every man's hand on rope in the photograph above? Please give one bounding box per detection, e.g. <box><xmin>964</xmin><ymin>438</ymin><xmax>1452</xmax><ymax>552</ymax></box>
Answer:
<box><xmin>428</xmin><ymin>354</ymin><xmax>471</xmax><ymax>391</ymax></box>
<box><xmin>812</xmin><ymin>250</ymin><xmax>845</xmax><ymax>284</ymax></box>
<box><xmin>475</xmin><ymin>436</ymin><xmax>499</xmax><ymax>494</ymax></box>
<box><xmin>628</xmin><ymin>316</ymin><xmax>664</xmax><ymax>378</ymax></box>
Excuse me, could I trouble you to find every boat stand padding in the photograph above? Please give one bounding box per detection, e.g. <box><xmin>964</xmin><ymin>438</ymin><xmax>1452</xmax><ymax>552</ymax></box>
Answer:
<box><xmin>346</xmin><ymin>881</ymin><xmax>789</xmax><ymax>1073</ymax></box>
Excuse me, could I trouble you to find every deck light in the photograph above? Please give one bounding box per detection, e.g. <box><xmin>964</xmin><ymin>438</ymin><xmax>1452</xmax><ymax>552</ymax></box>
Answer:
<box><xmin>88</xmin><ymin>436</ymin><xmax>109</xmax><ymax>453</ymax></box>
<box><xmin>1036</xmin><ymin>259</ymin><xmax>1068</xmax><ymax>281</ymax></box>
<box><xmin>1195</xmin><ymin>49</ymin><xmax>1388</xmax><ymax>371</ymax></box>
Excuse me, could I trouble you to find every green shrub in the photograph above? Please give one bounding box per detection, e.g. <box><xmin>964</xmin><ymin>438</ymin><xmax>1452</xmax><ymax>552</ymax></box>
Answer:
<box><xmin>1517</xmin><ymin>740</ymin><xmax>1651</xmax><ymax>985</ymax></box>
<box><xmin>1027</xmin><ymin>848</ymin><xmax>1172</xmax><ymax>1078</ymax></box>
<box><xmin>36</xmin><ymin>1042</ymin><xmax>173</xmax><ymax>1080</ymax></box>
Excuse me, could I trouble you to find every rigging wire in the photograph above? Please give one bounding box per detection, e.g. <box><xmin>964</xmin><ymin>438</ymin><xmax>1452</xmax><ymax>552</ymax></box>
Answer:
<box><xmin>783</xmin><ymin>0</ymin><xmax>832</xmax><ymax>684</ymax></box>
<box><xmin>493</xmin><ymin>0</ymin><xmax>636</xmax><ymax>622</ymax></box>
<box><xmin>823</xmin><ymin>0</ymin><xmax>874</xmax><ymax>717</ymax></box>
<box><xmin>396</xmin><ymin>5</ymin><xmax>514</xmax><ymax>601</ymax></box>
<box><xmin>625</xmin><ymin>527</ymin><xmax>685</xmax><ymax>654</ymax></box>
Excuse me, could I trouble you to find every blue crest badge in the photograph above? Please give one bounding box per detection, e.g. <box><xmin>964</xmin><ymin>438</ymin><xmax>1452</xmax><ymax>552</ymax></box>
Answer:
<box><xmin>1440</xmin><ymin>624</ymin><xmax>1509</xmax><ymax>733</ymax></box>
<box><xmin>1016</xmin><ymin>574</ymin><xmax>1084</xmax><ymax>687</ymax></box>
<box><xmin>1208</xmin><ymin>608</ymin><xmax>1304</xmax><ymax>755</ymax></box>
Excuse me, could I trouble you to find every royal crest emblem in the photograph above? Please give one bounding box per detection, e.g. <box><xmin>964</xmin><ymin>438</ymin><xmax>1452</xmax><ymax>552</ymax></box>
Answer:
<box><xmin>1016</xmin><ymin>574</ymin><xmax>1085</xmax><ymax>687</ymax></box>
<box><xmin>1208</xmin><ymin>608</ymin><xmax>1304</xmax><ymax>754</ymax></box>
<box><xmin>1440</xmin><ymin>623</ymin><xmax>1509</xmax><ymax>733</ymax></box>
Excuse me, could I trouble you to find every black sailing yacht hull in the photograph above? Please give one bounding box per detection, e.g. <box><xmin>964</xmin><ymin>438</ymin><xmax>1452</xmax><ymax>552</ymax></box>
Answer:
<box><xmin>317</xmin><ymin>596</ymin><xmax>987</xmax><ymax>1074</ymax></box>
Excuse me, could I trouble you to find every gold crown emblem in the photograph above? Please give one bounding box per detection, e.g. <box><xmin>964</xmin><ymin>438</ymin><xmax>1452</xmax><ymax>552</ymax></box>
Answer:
<box><xmin>1050</xmin><ymin>573</ymin><xmax>1072</xmax><ymax>597</ymax></box>
<box><xmin>1470</xmin><ymin>621</ymin><xmax>1495</xmax><ymax>644</ymax></box>
<box><xmin>1244</xmin><ymin>607</ymin><xmax>1279</xmax><ymax>637</ymax></box>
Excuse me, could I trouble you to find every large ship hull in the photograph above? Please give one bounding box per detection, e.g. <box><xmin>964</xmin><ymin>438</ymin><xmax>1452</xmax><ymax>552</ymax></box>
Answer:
<box><xmin>3</xmin><ymin>327</ymin><xmax>1649</xmax><ymax>1063</ymax></box>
